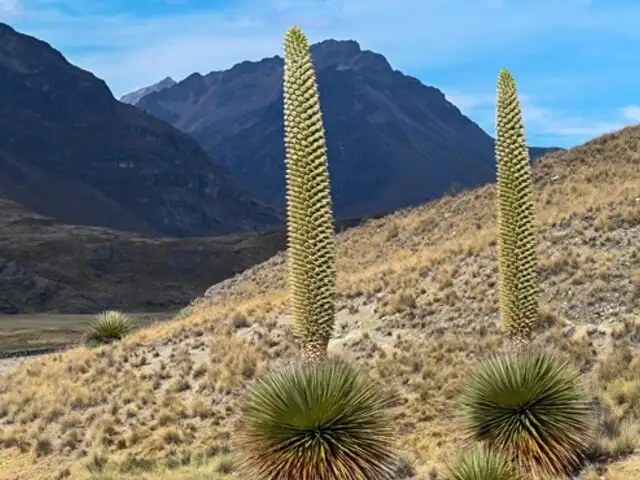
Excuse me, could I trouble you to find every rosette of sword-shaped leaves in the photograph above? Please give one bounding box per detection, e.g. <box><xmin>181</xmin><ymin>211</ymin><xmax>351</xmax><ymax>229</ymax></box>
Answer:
<box><xmin>495</xmin><ymin>68</ymin><xmax>538</xmax><ymax>349</ymax></box>
<box><xmin>236</xmin><ymin>359</ymin><xmax>398</xmax><ymax>480</ymax></box>
<box><xmin>283</xmin><ymin>24</ymin><xmax>336</xmax><ymax>362</ymax></box>
<box><xmin>443</xmin><ymin>445</ymin><xmax>521</xmax><ymax>480</ymax></box>
<box><xmin>460</xmin><ymin>349</ymin><xmax>595</xmax><ymax>478</ymax></box>
<box><xmin>86</xmin><ymin>310</ymin><xmax>136</xmax><ymax>346</ymax></box>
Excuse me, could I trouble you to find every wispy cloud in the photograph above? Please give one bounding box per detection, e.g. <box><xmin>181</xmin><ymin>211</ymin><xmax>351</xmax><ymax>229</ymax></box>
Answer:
<box><xmin>7</xmin><ymin>0</ymin><xmax>639</xmax><ymax>92</ymax></box>
<box><xmin>0</xmin><ymin>0</ymin><xmax>20</xmax><ymax>14</ymax></box>
<box><xmin>3</xmin><ymin>0</ymin><xmax>640</xmax><ymax>147</ymax></box>
<box><xmin>519</xmin><ymin>97</ymin><xmax>631</xmax><ymax>138</ymax></box>
<box><xmin>444</xmin><ymin>92</ymin><xmax>495</xmax><ymax>116</ymax></box>
<box><xmin>444</xmin><ymin>88</ymin><xmax>638</xmax><ymax>145</ymax></box>
<box><xmin>621</xmin><ymin>105</ymin><xmax>640</xmax><ymax>123</ymax></box>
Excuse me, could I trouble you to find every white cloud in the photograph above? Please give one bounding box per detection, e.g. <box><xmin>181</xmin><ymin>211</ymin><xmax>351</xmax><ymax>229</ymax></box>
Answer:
<box><xmin>521</xmin><ymin>103</ymin><xmax>626</xmax><ymax>138</ymax></box>
<box><xmin>0</xmin><ymin>0</ymin><xmax>20</xmax><ymax>14</ymax></box>
<box><xmin>520</xmin><ymin>96</ymin><xmax>639</xmax><ymax>138</ymax></box>
<box><xmin>621</xmin><ymin>105</ymin><xmax>640</xmax><ymax>123</ymax></box>
<box><xmin>442</xmin><ymin>88</ymin><xmax>634</xmax><ymax>143</ymax></box>
<box><xmin>444</xmin><ymin>92</ymin><xmax>495</xmax><ymax>115</ymax></box>
<box><xmin>6</xmin><ymin>0</ymin><xmax>640</xmax><ymax>97</ymax></box>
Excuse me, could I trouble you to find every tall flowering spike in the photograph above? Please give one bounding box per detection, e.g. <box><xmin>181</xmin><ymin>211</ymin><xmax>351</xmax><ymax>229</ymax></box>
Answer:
<box><xmin>283</xmin><ymin>26</ymin><xmax>336</xmax><ymax>361</ymax></box>
<box><xmin>495</xmin><ymin>68</ymin><xmax>538</xmax><ymax>348</ymax></box>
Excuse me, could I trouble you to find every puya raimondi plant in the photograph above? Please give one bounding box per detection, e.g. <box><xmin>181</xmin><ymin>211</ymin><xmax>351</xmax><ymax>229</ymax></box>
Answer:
<box><xmin>456</xmin><ymin>69</ymin><xmax>595</xmax><ymax>480</ymax></box>
<box><xmin>236</xmin><ymin>26</ymin><xmax>398</xmax><ymax>480</ymax></box>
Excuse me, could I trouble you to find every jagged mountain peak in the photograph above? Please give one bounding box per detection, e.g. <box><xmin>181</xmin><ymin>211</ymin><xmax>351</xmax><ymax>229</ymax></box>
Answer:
<box><xmin>119</xmin><ymin>76</ymin><xmax>177</xmax><ymax>105</ymax></box>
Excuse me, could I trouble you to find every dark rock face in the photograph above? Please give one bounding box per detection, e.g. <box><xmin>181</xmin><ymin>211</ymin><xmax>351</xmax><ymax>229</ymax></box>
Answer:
<box><xmin>136</xmin><ymin>39</ymin><xmax>560</xmax><ymax>219</ymax></box>
<box><xmin>0</xmin><ymin>22</ymin><xmax>281</xmax><ymax>237</ymax></box>
<box><xmin>0</xmin><ymin>257</ymin><xmax>59</xmax><ymax>313</ymax></box>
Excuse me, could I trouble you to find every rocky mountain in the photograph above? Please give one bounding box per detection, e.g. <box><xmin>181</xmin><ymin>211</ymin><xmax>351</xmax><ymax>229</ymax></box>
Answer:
<box><xmin>119</xmin><ymin>76</ymin><xmax>176</xmax><ymax>105</ymax></box>
<box><xmin>132</xmin><ymin>40</ymin><xmax>560</xmax><ymax>219</ymax></box>
<box><xmin>0</xmin><ymin>23</ymin><xmax>281</xmax><ymax>237</ymax></box>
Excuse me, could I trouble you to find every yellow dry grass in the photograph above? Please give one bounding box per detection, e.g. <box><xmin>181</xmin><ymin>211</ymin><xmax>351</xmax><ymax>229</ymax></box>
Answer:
<box><xmin>0</xmin><ymin>125</ymin><xmax>639</xmax><ymax>479</ymax></box>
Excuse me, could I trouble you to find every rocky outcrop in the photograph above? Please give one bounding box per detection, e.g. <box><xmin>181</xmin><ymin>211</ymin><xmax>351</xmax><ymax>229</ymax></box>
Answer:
<box><xmin>0</xmin><ymin>256</ymin><xmax>59</xmax><ymax>313</ymax></box>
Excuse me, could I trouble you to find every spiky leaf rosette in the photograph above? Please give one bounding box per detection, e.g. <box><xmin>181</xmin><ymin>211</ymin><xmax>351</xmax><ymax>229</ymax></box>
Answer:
<box><xmin>86</xmin><ymin>310</ymin><xmax>136</xmax><ymax>346</ymax></box>
<box><xmin>236</xmin><ymin>359</ymin><xmax>397</xmax><ymax>480</ymax></box>
<box><xmin>460</xmin><ymin>349</ymin><xmax>595</xmax><ymax>478</ymax></box>
<box><xmin>495</xmin><ymin>68</ymin><xmax>538</xmax><ymax>348</ymax></box>
<box><xmin>444</xmin><ymin>446</ymin><xmax>521</xmax><ymax>480</ymax></box>
<box><xmin>283</xmin><ymin>26</ymin><xmax>336</xmax><ymax>361</ymax></box>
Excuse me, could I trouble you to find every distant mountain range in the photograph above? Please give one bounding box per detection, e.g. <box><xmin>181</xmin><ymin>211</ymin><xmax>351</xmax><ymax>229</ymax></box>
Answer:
<box><xmin>0</xmin><ymin>20</ymin><xmax>558</xmax><ymax>241</ymax></box>
<box><xmin>0</xmin><ymin>22</ymin><xmax>280</xmax><ymax>237</ymax></box>
<box><xmin>124</xmin><ymin>40</ymin><xmax>560</xmax><ymax>219</ymax></box>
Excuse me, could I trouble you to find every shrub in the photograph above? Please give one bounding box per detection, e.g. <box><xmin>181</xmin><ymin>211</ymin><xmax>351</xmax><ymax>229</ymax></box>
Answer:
<box><xmin>86</xmin><ymin>310</ymin><xmax>136</xmax><ymax>346</ymax></box>
<box><xmin>460</xmin><ymin>349</ymin><xmax>595</xmax><ymax>477</ymax></box>
<box><xmin>236</xmin><ymin>359</ymin><xmax>397</xmax><ymax>480</ymax></box>
<box><xmin>444</xmin><ymin>446</ymin><xmax>520</xmax><ymax>480</ymax></box>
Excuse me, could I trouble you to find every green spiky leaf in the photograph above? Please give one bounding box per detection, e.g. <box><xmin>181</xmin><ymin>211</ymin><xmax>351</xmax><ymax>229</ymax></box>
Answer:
<box><xmin>460</xmin><ymin>349</ymin><xmax>595</xmax><ymax>477</ymax></box>
<box><xmin>444</xmin><ymin>446</ymin><xmax>521</xmax><ymax>480</ymax></box>
<box><xmin>86</xmin><ymin>310</ymin><xmax>136</xmax><ymax>346</ymax></box>
<box><xmin>495</xmin><ymin>68</ymin><xmax>538</xmax><ymax>347</ymax></box>
<box><xmin>236</xmin><ymin>359</ymin><xmax>398</xmax><ymax>480</ymax></box>
<box><xmin>283</xmin><ymin>25</ymin><xmax>336</xmax><ymax>361</ymax></box>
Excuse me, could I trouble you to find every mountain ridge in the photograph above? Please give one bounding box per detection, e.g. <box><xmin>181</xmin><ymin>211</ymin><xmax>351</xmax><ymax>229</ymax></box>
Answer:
<box><xmin>0</xmin><ymin>197</ymin><xmax>288</xmax><ymax>315</ymax></box>
<box><xmin>132</xmin><ymin>38</ymin><xmax>560</xmax><ymax>219</ymax></box>
<box><xmin>0</xmin><ymin>22</ymin><xmax>281</xmax><ymax>237</ymax></box>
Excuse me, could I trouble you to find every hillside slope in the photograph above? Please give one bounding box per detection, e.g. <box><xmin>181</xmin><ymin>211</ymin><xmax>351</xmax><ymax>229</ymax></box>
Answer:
<box><xmin>134</xmin><ymin>40</ymin><xmax>559</xmax><ymax>219</ymax></box>
<box><xmin>0</xmin><ymin>200</ymin><xmax>369</xmax><ymax>316</ymax></box>
<box><xmin>0</xmin><ymin>198</ymin><xmax>286</xmax><ymax>315</ymax></box>
<box><xmin>0</xmin><ymin>22</ymin><xmax>280</xmax><ymax>236</ymax></box>
<box><xmin>0</xmin><ymin>126</ymin><xmax>637</xmax><ymax>479</ymax></box>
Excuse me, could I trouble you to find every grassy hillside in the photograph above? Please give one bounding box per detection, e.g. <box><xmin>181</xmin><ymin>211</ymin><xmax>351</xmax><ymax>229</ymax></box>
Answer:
<box><xmin>0</xmin><ymin>125</ymin><xmax>638</xmax><ymax>479</ymax></box>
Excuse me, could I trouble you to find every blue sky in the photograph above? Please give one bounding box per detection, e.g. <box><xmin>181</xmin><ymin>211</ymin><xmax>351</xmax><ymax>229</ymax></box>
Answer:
<box><xmin>1</xmin><ymin>0</ymin><xmax>640</xmax><ymax>148</ymax></box>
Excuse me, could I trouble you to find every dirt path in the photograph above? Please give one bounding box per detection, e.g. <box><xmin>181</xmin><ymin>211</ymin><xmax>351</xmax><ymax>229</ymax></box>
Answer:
<box><xmin>0</xmin><ymin>354</ymin><xmax>35</xmax><ymax>374</ymax></box>
<box><xmin>0</xmin><ymin>347</ymin><xmax>60</xmax><ymax>374</ymax></box>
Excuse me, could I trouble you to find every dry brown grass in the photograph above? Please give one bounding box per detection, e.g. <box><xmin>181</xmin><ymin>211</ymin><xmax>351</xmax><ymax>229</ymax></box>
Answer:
<box><xmin>0</xmin><ymin>125</ymin><xmax>639</xmax><ymax>479</ymax></box>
